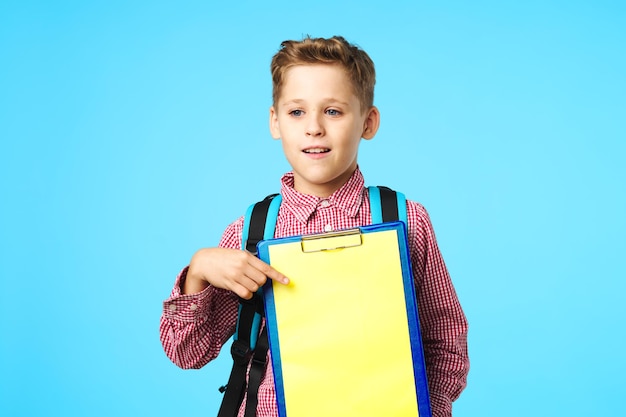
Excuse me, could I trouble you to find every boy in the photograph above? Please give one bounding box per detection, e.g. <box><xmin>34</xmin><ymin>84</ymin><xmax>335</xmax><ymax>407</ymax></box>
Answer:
<box><xmin>160</xmin><ymin>36</ymin><xmax>469</xmax><ymax>417</ymax></box>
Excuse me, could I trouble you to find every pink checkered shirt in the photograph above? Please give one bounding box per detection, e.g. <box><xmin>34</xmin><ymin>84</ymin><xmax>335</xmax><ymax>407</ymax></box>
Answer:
<box><xmin>160</xmin><ymin>168</ymin><xmax>469</xmax><ymax>417</ymax></box>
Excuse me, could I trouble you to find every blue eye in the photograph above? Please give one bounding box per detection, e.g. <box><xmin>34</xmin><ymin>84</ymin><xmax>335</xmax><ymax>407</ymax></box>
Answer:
<box><xmin>289</xmin><ymin>109</ymin><xmax>303</xmax><ymax>117</ymax></box>
<box><xmin>326</xmin><ymin>109</ymin><xmax>341</xmax><ymax>116</ymax></box>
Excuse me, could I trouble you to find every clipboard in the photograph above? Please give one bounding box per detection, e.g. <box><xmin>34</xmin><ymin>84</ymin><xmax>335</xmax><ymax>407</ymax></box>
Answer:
<box><xmin>257</xmin><ymin>221</ymin><xmax>432</xmax><ymax>417</ymax></box>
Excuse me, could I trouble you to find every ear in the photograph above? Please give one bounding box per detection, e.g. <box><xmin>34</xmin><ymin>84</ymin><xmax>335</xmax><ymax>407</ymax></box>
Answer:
<box><xmin>361</xmin><ymin>106</ymin><xmax>380</xmax><ymax>140</ymax></box>
<box><xmin>269</xmin><ymin>106</ymin><xmax>281</xmax><ymax>139</ymax></box>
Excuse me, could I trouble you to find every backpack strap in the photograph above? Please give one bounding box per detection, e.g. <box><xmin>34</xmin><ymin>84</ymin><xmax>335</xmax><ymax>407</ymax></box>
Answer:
<box><xmin>243</xmin><ymin>324</ymin><xmax>270</xmax><ymax>417</ymax></box>
<box><xmin>368</xmin><ymin>186</ymin><xmax>407</xmax><ymax>225</ymax></box>
<box><xmin>217</xmin><ymin>193</ymin><xmax>281</xmax><ymax>417</ymax></box>
<box><xmin>242</xmin><ymin>193</ymin><xmax>282</xmax><ymax>254</ymax></box>
<box><xmin>242</xmin><ymin>195</ymin><xmax>280</xmax><ymax>417</ymax></box>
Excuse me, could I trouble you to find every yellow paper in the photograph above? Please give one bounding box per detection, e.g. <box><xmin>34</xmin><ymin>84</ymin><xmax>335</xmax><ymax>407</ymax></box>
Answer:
<box><xmin>267</xmin><ymin>229</ymin><xmax>419</xmax><ymax>417</ymax></box>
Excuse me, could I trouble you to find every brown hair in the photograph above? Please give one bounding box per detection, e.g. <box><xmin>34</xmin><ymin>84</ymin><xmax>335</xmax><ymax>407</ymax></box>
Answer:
<box><xmin>270</xmin><ymin>36</ymin><xmax>376</xmax><ymax>112</ymax></box>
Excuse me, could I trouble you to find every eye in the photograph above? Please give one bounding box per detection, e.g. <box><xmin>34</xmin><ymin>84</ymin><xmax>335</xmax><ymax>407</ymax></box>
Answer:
<box><xmin>325</xmin><ymin>108</ymin><xmax>341</xmax><ymax>116</ymax></box>
<box><xmin>289</xmin><ymin>109</ymin><xmax>304</xmax><ymax>117</ymax></box>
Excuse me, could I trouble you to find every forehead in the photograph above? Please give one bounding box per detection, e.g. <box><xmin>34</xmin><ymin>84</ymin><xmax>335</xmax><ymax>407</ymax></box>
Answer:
<box><xmin>278</xmin><ymin>64</ymin><xmax>357</xmax><ymax>103</ymax></box>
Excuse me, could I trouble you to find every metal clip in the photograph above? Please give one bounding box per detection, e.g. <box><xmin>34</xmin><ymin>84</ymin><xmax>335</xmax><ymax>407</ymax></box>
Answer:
<box><xmin>300</xmin><ymin>228</ymin><xmax>363</xmax><ymax>253</ymax></box>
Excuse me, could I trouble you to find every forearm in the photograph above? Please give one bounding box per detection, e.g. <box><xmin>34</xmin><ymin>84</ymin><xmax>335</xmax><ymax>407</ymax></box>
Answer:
<box><xmin>161</xmin><ymin>219</ymin><xmax>246</xmax><ymax>368</ymax></box>
<box><xmin>423</xmin><ymin>324</ymin><xmax>469</xmax><ymax>416</ymax></box>
<box><xmin>417</xmin><ymin>263</ymin><xmax>469</xmax><ymax>414</ymax></box>
<box><xmin>160</xmin><ymin>267</ymin><xmax>238</xmax><ymax>369</ymax></box>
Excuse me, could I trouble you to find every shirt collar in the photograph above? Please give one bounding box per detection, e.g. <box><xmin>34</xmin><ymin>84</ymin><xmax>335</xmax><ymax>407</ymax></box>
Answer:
<box><xmin>280</xmin><ymin>167</ymin><xmax>365</xmax><ymax>224</ymax></box>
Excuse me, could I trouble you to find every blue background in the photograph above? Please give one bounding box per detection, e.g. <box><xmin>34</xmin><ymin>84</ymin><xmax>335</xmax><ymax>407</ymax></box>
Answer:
<box><xmin>1</xmin><ymin>1</ymin><xmax>624</xmax><ymax>416</ymax></box>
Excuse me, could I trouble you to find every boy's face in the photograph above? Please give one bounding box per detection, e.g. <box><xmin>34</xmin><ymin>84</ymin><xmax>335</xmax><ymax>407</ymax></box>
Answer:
<box><xmin>270</xmin><ymin>64</ymin><xmax>379</xmax><ymax>198</ymax></box>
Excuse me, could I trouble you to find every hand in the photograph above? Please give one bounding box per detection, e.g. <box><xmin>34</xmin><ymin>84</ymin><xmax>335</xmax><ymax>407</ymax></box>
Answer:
<box><xmin>184</xmin><ymin>247</ymin><xmax>289</xmax><ymax>299</ymax></box>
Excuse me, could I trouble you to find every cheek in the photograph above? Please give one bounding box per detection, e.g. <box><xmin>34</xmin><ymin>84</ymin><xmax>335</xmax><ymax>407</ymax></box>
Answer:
<box><xmin>280</xmin><ymin>140</ymin><xmax>300</xmax><ymax>159</ymax></box>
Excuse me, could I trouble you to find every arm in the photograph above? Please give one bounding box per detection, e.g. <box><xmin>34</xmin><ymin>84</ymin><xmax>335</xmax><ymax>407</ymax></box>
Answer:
<box><xmin>407</xmin><ymin>202</ymin><xmax>469</xmax><ymax>417</ymax></box>
<box><xmin>159</xmin><ymin>218</ymin><xmax>289</xmax><ymax>369</ymax></box>
<box><xmin>160</xmin><ymin>266</ymin><xmax>238</xmax><ymax>369</ymax></box>
<box><xmin>159</xmin><ymin>219</ymin><xmax>243</xmax><ymax>369</ymax></box>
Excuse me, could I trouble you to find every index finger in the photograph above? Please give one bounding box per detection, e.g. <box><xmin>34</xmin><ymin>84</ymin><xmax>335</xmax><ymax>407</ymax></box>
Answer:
<box><xmin>248</xmin><ymin>255</ymin><xmax>290</xmax><ymax>285</ymax></box>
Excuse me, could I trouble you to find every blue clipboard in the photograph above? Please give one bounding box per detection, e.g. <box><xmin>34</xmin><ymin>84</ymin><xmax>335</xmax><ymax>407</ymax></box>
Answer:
<box><xmin>257</xmin><ymin>221</ymin><xmax>432</xmax><ymax>417</ymax></box>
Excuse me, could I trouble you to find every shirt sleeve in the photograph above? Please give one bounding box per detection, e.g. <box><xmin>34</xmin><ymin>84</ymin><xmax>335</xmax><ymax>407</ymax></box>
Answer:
<box><xmin>159</xmin><ymin>217</ymin><xmax>244</xmax><ymax>369</ymax></box>
<box><xmin>406</xmin><ymin>201</ymin><xmax>469</xmax><ymax>417</ymax></box>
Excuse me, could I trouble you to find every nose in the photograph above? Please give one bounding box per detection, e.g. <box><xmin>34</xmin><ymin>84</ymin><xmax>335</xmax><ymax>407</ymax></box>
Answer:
<box><xmin>305</xmin><ymin>113</ymin><xmax>324</xmax><ymax>137</ymax></box>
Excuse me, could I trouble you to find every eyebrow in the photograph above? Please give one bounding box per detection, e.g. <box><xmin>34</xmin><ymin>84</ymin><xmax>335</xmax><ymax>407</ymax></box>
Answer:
<box><xmin>281</xmin><ymin>98</ymin><xmax>351</xmax><ymax>107</ymax></box>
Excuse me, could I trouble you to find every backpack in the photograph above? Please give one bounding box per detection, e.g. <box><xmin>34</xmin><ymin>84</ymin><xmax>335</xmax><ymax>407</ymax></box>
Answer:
<box><xmin>217</xmin><ymin>186</ymin><xmax>407</xmax><ymax>417</ymax></box>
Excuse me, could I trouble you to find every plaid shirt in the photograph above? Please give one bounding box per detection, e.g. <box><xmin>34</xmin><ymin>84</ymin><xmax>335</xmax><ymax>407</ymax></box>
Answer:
<box><xmin>161</xmin><ymin>168</ymin><xmax>469</xmax><ymax>417</ymax></box>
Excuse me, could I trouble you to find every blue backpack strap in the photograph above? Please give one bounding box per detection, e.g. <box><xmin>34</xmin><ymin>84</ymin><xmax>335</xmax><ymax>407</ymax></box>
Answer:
<box><xmin>368</xmin><ymin>185</ymin><xmax>407</xmax><ymax>225</ymax></box>
<box><xmin>218</xmin><ymin>193</ymin><xmax>281</xmax><ymax>417</ymax></box>
<box><xmin>368</xmin><ymin>186</ymin><xmax>383</xmax><ymax>224</ymax></box>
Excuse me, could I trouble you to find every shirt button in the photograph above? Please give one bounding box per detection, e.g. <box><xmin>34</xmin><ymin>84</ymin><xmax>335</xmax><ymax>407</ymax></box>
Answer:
<box><xmin>189</xmin><ymin>303</ymin><xmax>198</xmax><ymax>311</ymax></box>
<box><xmin>168</xmin><ymin>304</ymin><xmax>177</xmax><ymax>312</ymax></box>
<box><xmin>320</xmin><ymin>199</ymin><xmax>330</xmax><ymax>208</ymax></box>
<box><xmin>324</xmin><ymin>224</ymin><xmax>333</xmax><ymax>232</ymax></box>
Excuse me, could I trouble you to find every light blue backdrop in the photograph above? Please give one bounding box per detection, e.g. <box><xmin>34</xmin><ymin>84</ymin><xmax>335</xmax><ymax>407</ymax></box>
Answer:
<box><xmin>1</xmin><ymin>1</ymin><xmax>624</xmax><ymax>416</ymax></box>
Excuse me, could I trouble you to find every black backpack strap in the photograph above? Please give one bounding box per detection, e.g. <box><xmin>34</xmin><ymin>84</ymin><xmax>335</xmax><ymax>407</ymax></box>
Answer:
<box><xmin>217</xmin><ymin>296</ymin><xmax>261</xmax><ymax>417</ymax></box>
<box><xmin>368</xmin><ymin>185</ymin><xmax>407</xmax><ymax>225</ymax></box>
<box><xmin>218</xmin><ymin>193</ymin><xmax>279</xmax><ymax>417</ymax></box>
<box><xmin>244</xmin><ymin>325</ymin><xmax>270</xmax><ymax>417</ymax></box>
<box><xmin>245</xmin><ymin>193</ymin><xmax>279</xmax><ymax>254</ymax></box>
<box><xmin>377</xmin><ymin>186</ymin><xmax>400</xmax><ymax>222</ymax></box>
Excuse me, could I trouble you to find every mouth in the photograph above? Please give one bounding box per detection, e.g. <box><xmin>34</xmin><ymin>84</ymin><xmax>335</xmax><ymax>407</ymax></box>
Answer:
<box><xmin>303</xmin><ymin>148</ymin><xmax>330</xmax><ymax>154</ymax></box>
